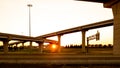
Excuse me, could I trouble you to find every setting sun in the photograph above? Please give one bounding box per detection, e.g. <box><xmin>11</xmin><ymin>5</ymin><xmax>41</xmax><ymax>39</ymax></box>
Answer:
<box><xmin>51</xmin><ymin>44</ymin><xmax>57</xmax><ymax>49</ymax></box>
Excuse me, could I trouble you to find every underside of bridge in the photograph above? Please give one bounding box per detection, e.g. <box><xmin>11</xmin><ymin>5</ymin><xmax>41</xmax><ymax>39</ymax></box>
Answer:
<box><xmin>77</xmin><ymin>0</ymin><xmax>109</xmax><ymax>3</ymax></box>
<box><xmin>77</xmin><ymin>0</ymin><xmax>120</xmax><ymax>55</ymax></box>
<box><xmin>77</xmin><ymin>0</ymin><xmax>120</xmax><ymax>8</ymax></box>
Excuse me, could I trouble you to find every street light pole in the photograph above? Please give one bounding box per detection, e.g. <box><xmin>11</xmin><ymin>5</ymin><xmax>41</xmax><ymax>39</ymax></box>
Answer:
<box><xmin>27</xmin><ymin>4</ymin><xmax>32</xmax><ymax>53</ymax></box>
<box><xmin>27</xmin><ymin>4</ymin><xmax>32</xmax><ymax>37</ymax></box>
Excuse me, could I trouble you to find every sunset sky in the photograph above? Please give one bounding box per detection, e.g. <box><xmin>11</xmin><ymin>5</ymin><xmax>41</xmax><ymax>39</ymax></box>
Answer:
<box><xmin>0</xmin><ymin>0</ymin><xmax>113</xmax><ymax>46</ymax></box>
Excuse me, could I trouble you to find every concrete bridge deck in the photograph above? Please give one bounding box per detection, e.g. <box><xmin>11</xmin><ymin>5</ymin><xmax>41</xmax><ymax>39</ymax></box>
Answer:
<box><xmin>0</xmin><ymin>32</ymin><xmax>57</xmax><ymax>43</ymax></box>
<box><xmin>0</xmin><ymin>32</ymin><xmax>42</xmax><ymax>42</ymax></box>
<box><xmin>37</xmin><ymin>19</ymin><xmax>113</xmax><ymax>38</ymax></box>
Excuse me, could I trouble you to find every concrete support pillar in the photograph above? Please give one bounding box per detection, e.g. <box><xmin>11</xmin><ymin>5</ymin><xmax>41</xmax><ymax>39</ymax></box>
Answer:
<box><xmin>3</xmin><ymin>39</ymin><xmax>9</xmax><ymax>54</ymax></box>
<box><xmin>29</xmin><ymin>41</ymin><xmax>32</xmax><ymax>53</ymax></box>
<box><xmin>37</xmin><ymin>42</ymin><xmax>43</xmax><ymax>53</ymax></box>
<box><xmin>16</xmin><ymin>43</ymin><xmax>18</xmax><ymax>47</ymax></box>
<box><xmin>22</xmin><ymin>42</ymin><xmax>25</xmax><ymax>50</ymax></box>
<box><xmin>57</xmin><ymin>35</ymin><xmax>61</xmax><ymax>53</ymax></box>
<box><xmin>22</xmin><ymin>42</ymin><xmax>24</xmax><ymax>47</ymax></box>
<box><xmin>16</xmin><ymin>43</ymin><xmax>19</xmax><ymax>51</ymax></box>
<box><xmin>29</xmin><ymin>41</ymin><xmax>32</xmax><ymax>49</ymax></box>
<box><xmin>111</xmin><ymin>1</ymin><xmax>120</xmax><ymax>54</ymax></box>
<box><xmin>81</xmin><ymin>30</ymin><xmax>86</xmax><ymax>53</ymax></box>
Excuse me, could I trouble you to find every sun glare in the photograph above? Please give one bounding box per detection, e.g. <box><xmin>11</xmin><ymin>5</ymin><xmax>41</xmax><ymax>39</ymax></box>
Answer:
<box><xmin>51</xmin><ymin>44</ymin><xmax>57</xmax><ymax>49</ymax></box>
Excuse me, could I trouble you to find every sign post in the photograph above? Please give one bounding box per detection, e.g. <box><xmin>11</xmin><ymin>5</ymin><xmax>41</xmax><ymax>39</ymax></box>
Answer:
<box><xmin>87</xmin><ymin>31</ymin><xmax>100</xmax><ymax>53</ymax></box>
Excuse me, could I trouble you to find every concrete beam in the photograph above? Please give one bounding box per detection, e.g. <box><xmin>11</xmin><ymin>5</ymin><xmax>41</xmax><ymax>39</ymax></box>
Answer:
<box><xmin>36</xmin><ymin>19</ymin><xmax>113</xmax><ymax>38</ymax></box>
<box><xmin>76</xmin><ymin>0</ymin><xmax>109</xmax><ymax>3</ymax></box>
<box><xmin>0</xmin><ymin>32</ymin><xmax>43</xmax><ymax>42</ymax></box>
<box><xmin>43</xmin><ymin>39</ymin><xmax>58</xmax><ymax>44</ymax></box>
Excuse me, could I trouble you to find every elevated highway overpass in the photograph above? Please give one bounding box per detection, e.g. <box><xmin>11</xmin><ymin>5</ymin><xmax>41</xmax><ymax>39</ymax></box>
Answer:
<box><xmin>37</xmin><ymin>19</ymin><xmax>113</xmax><ymax>38</ymax></box>
<box><xmin>0</xmin><ymin>19</ymin><xmax>113</xmax><ymax>54</ymax></box>
<box><xmin>77</xmin><ymin>0</ymin><xmax>120</xmax><ymax>55</ymax></box>
<box><xmin>8</xmin><ymin>39</ymin><xmax>57</xmax><ymax>46</ymax></box>
<box><xmin>37</xmin><ymin>19</ymin><xmax>113</xmax><ymax>52</ymax></box>
<box><xmin>1</xmin><ymin>0</ymin><xmax>120</xmax><ymax>67</ymax></box>
<box><xmin>0</xmin><ymin>32</ymin><xmax>57</xmax><ymax>43</ymax></box>
<box><xmin>0</xmin><ymin>32</ymin><xmax>42</xmax><ymax>42</ymax></box>
<box><xmin>0</xmin><ymin>32</ymin><xmax>57</xmax><ymax>54</ymax></box>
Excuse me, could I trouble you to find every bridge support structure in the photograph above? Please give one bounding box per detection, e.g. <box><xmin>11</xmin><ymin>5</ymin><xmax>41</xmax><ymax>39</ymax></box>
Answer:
<box><xmin>81</xmin><ymin>30</ymin><xmax>86</xmax><ymax>53</ymax></box>
<box><xmin>36</xmin><ymin>42</ymin><xmax>43</xmax><ymax>53</ymax></box>
<box><xmin>111</xmin><ymin>1</ymin><xmax>120</xmax><ymax>55</ymax></box>
<box><xmin>29</xmin><ymin>41</ymin><xmax>32</xmax><ymax>53</ymax></box>
<box><xmin>15</xmin><ymin>43</ymin><xmax>18</xmax><ymax>47</ymax></box>
<box><xmin>22</xmin><ymin>42</ymin><xmax>25</xmax><ymax>48</ymax></box>
<box><xmin>2</xmin><ymin>39</ymin><xmax>9</xmax><ymax>54</ymax></box>
<box><xmin>103</xmin><ymin>0</ymin><xmax>120</xmax><ymax>54</ymax></box>
<box><xmin>57</xmin><ymin>35</ymin><xmax>62</xmax><ymax>53</ymax></box>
